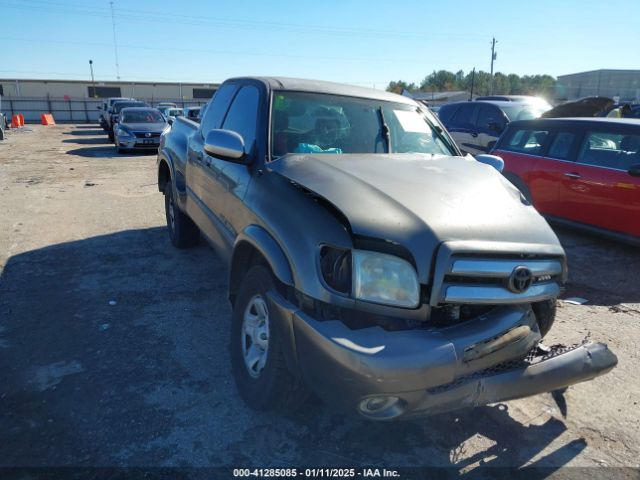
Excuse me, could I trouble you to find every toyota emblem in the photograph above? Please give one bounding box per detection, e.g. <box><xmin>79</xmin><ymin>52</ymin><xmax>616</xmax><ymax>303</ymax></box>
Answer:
<box><xmin>145</xmin><ymin>132</ymin><xmax>152</xmax><ymax>138</ymax></box>
<box><xmin>508</xmin><ymin>266</ymin><xmax>533</xmax><ymax>293</ymax></box>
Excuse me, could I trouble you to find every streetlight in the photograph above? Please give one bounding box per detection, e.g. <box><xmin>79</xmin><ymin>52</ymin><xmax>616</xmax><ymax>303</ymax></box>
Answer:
<box><xmin>89</xmin><ymin>60</ymin><xmax>96</xmax><ymax>98</ymax></box>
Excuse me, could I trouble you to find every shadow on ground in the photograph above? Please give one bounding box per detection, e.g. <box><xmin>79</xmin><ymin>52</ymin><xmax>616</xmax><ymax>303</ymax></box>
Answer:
<box><xmin>62</xmin><ymin>137</ymin><xmax>112</xmax><ymax>145</ymax></box>
<box><xmin>65</xmin><ymin>146</ymin><xmax>156</xmax><ymax>158</ymax></box>
<box><xmin>0</xmin><ymin>228</ymin><xmax>587</xmax><ymax>473</ymax></box>
<box><xmin>63</xmin><ymin>129</ymin><xmax>105</xmax><ymax>136</ymax></box>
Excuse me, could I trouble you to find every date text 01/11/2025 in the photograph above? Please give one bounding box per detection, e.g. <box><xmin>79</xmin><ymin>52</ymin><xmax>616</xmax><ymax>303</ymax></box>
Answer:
<box><xmin>232</xmin><ymin>468</ymin><xmax>400</xmax><ymax>478</ymax></box>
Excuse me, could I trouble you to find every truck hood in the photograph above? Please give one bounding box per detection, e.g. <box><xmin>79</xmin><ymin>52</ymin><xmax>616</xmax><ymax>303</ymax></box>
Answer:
<box><xmin>268</xmin><ymin>153</ymin><xmax>562</xmax><ymax>282</ymax></box>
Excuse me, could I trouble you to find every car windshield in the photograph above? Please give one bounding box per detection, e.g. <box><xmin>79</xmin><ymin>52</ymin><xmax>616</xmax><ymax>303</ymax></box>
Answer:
<box><xmin>114</xmin><ymin>102</ymin><xmax>145</xmax><ymax>113</ymax></box>
<box><xmin>501</xmin><ymin>104</ymin><xmax>548</xmax><ymax>121</ymax></box>
<box><xmin>121</xmin><ymin>110</ymin><xmax>165</xmax><ymax>123</ymax></box>
<box><xmin>271</xmin><ymin>91</ymin><xmax>457</xmax><ymax>157</ymax></box>
<box><xmin>168</xmin><ymin>109</ymin><xmax>183</xmax><ymax>116</ymax></box>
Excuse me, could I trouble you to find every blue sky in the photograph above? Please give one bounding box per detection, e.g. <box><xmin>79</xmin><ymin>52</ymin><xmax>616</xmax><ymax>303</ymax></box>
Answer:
<box><xmin>0</xmin><ymin>0</ymin><xmax>638</xmax><ymax>87</ymax></box>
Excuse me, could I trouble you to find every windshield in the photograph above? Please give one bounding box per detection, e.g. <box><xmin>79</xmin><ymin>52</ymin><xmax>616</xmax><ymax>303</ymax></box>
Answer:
<box><xmin>501</xmin><ymin>104</ymin><xmax>548</xmax><ymax>121</ymax></box>
<box><xmin>121</xmin><ymin>110</ymin><xmax>165</xmax><ymax>123</ymax></box>
<box><xmin>270</xmin><ymin>91</ymin><xmax>457</xmax><ymax>157</ymax></box>
<box><xmin>168</xmin><ymin>109</ymin><xmax>183</xmax><ymax>116</ymax></box>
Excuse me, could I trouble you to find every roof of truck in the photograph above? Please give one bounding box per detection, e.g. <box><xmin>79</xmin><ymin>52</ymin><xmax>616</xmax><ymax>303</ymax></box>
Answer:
<box><xmin>227</xmin><ymin>76</ymin><xmax>417</xmax><ymax>105</ymax></box>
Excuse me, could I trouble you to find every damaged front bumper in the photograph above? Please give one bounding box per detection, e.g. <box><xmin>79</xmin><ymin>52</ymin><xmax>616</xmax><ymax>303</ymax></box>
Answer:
<box><xmin>268</xmin><ymin>292</ymin><xmax>617</xmax><ymax>420</ymax></box>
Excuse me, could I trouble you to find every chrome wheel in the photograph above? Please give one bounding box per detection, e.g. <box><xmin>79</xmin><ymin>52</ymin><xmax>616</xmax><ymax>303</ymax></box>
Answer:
<box><xmin>241</xmin><ymin>294</ymin><xmax>269</xmax><ymax>378</ymax></box>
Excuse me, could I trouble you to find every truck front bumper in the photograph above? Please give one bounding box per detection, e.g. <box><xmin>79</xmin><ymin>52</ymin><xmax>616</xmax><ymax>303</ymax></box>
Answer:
<box><xmin>267</xmin><ymin>292</ymin><xmax>617</xmax><ymax>420</ymax></box>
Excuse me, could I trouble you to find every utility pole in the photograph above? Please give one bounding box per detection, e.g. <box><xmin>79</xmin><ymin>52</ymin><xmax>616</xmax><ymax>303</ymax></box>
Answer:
<box><xmin>89</xmin><ymin>60</ymin><xmax>96</xmax><ymax>97</ymax></box>
<box><xmin>469</xmin><ymin>67</ymin><xmax>476</xmax><ymax>100</ymax></box>
<box><xmin>110</xmin><ymin>1</ymin><xmax>121</xmax><ymax>80</ymax></box>
<box><xmin>489</xmin><ymin>37</ymin><xmax>497</xmax><ymax>95</ymax></box>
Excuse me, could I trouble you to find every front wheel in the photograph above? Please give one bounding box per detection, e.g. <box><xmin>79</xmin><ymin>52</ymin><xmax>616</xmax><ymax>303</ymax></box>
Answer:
<box><xmin>164</xmin><ymin>183</ymin><xmax>199</xmax><ymax>248</ymax></box>
<box><xmin>230</xmin><ymin>265</ymin><xmax>304</xmax><ymax>411</ymax></box>
<box><xmin>533</xmin><ymin>299</ymin><xmax>556</xmax><ymax>338</ymax></box>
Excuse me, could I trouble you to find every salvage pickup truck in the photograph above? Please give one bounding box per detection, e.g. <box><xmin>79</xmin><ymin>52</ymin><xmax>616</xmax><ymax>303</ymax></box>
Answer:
<box><xmin>157</xmin><ymin>77</ymin><xmax>617</xmax><ymax>420</ymax></box>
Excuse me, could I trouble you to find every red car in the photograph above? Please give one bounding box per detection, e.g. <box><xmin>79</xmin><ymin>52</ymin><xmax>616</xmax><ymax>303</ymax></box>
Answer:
<box><xmin>492</xmin><ymin>118</ymin><xmax>640</xmax><ymax>244</ymax></box>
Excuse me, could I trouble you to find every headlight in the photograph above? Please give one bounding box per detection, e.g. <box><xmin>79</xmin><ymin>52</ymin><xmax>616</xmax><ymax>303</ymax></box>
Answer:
<box><xmin>115</xmin><ymin>127</ymin><xmax>132</xmax><ymax>137</ymax></box>
<box><xmin>352</xmin><ymin>250</ymin><xmax>420</xmax><ymax>308</ymax></box>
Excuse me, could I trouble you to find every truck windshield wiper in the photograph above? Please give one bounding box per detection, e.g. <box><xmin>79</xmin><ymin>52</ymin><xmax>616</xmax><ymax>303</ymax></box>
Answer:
<box><xmin>377</xmin><ymin>106</ymin><xmax>392</xmax><ymax>153</ymax></box>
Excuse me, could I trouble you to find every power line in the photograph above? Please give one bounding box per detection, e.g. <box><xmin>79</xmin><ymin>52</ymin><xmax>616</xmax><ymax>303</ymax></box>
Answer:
<box><xmin>0</xmin><ymin>0</ymin><xmax>489</xmax><ymax>41</ymax></box>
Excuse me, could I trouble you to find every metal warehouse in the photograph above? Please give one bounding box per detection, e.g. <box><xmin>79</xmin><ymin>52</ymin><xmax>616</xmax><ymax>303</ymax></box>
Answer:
<box><xmin>556</xmin><ymin>69</ymin><xmax>640</xmax><ymax>101</ymax></box>
<box><xmin>0</xmin><ymin>78</ymin><xmax>220</xmax><ymax>123</ymax></box>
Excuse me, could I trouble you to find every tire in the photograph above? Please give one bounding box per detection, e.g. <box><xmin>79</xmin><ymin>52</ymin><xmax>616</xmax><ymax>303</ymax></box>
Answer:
<box><xmin>533</xmin><ymin>299</ymin><xmax>556</xmax><ymax>338</ymax></box>
<box><xmin>163</xmin><ymin>182</ymin><xmax>199</xmax><ymax>248</ymax></box>
<box><xmin>230</xmin><ymin>265</ymin><xmax>304</xmax><ymax>411</ymax></box>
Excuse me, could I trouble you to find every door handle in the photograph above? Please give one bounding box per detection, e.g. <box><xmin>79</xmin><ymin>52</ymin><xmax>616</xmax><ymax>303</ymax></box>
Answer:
<box><xmin>471</xmin><ymin>132</ymin><xmax>478</xmax><ymax>138</ymax></box>
<box><xmin>564</xmin><ymin>172</ymin><xmax>581</xmax><ymax>179</ymax></box>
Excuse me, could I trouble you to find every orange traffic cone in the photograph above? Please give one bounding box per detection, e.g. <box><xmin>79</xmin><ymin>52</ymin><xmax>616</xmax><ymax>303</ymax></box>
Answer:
<box><xmin>11</xmin><ymin>115</ymin><xmax>20</xmax><ymax>128</ymax></box>
<box><xmin>40</xmin><ymin>113</ymin><xmax>56</xmax><ymax>126</ymax></box>
<box><xmin>18</xmin><ymin>114</ymin><xmax>25</xmax><ymax>126</ymax></box>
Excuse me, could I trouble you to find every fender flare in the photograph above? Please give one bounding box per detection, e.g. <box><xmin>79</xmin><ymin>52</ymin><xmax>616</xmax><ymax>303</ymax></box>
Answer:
<box><xmin>157</xmin><ymin>149</ymin><xmax>175</xmax><ymax>192</ymax></box>
<box><xmin>230</xmin><ymin>225</ymin><xmax>295</xmax><ymax>290</ymax></box>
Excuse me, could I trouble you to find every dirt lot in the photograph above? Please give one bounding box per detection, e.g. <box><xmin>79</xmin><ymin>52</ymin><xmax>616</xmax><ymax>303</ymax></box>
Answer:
<box><xmin>0</xmin><ymin>125</ymin><xmax>639</xmax><ymax>478</ymax></box>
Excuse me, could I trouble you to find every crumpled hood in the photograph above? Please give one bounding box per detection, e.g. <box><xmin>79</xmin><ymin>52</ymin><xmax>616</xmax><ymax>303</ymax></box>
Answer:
<box><xmin>268</xmin><ymin>153</ymin><xmax>562</xmax><ymax>282</ymax></box>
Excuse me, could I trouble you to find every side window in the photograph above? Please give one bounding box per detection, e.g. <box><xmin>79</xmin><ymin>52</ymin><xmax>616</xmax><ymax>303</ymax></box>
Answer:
<box><xmin>221</xmin><ymin>86</ymin><xmax>260</xmax><ymax>149</ymax></box>
<box><xmin>476</xmin><ymin>105</ymin><xmax>505</xmax><ymax>132</ymax></box>
<box><xmin>547</xmin><ymin>131</ymin><xmax>577</xmax><ymax>160</ymax></box>
<box><xmin>438</xmin><ymin>105</ymin><xmax>458</xmax><ymax>123</ymax></box>
<box><xmin>200</xmin><ymin>83</ymin><xmax>237</xmax><ymax>136</ymax></box>
<box><xmin>503</xmin><ymin>129</ymin><xmax>549</xmax><ymax>155</ymax></box>
<box><xmin>577</xmin><ymin>131</ymin><xmax>640</xmax><ymax>170</ymax></box>
<box><xmin>451</xmin><ymin>104</ymin><xmax>476</xmax><ymax>127</ymax></box>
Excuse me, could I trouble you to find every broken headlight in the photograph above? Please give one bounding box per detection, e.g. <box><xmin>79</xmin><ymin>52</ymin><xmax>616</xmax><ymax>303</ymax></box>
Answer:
<box><xmin>352</xmin><ymin>250</ymin><xmax>420</xmax><ymax>308</ymax></box>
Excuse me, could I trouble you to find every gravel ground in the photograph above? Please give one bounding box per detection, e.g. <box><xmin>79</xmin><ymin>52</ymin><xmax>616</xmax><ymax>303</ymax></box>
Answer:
<box><xmin>0</xmin><ymin>125</ymin><xmax>638</xmax><ymax>478</ymax></box>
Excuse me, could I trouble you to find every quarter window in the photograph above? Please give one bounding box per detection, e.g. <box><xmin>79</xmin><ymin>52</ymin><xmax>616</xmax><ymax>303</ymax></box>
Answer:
<box><xmin>503</xmin><ymin>129</ymin><xmax>549</xmax><ymax>155</ymax></box>
<box><xmin>222</xmin><ymin>86</ymin><xmax>260</xmax><ymax>150</ymax></box>
<box><xmin>451</xmin><ymin>104</ymin><xmax>476</xmax><ymax>127</ymax></box>
<box><xmin>577</xmin><ymin>131</ymin><xmax>640</xmax><ymax>170</ymax></box>
<box><xmin>200</xmin><ymin>83</ymin><xmax>237</xmax><ymax>136</ymax></box>
<box><xmin>547</xmin><ymin>132</ymin><xmax>576</xmax><ymax>160</ymax></box>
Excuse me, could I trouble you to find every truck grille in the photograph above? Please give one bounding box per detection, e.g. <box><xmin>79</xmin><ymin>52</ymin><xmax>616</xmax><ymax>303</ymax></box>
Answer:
<box><xmin>133</xmin><ymin>132</ymin><xmax>161</xmax><ymax>138</ymax></box>
<box><xmin>430</xmin><ymin>255</ymin><xmax>564</xmax><ymax>306</ymax></box>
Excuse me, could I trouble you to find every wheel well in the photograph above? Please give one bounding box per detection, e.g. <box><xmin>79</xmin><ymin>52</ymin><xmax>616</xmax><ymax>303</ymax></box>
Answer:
<box><xmin>229</xmin><ymin>242</ymin><xmax>269</xmax><ymax>306</ymax></box>
<box><xmin>158</xmin><ymin>160</ymin><xmax>171</xmax><ymax>193</ymax></box>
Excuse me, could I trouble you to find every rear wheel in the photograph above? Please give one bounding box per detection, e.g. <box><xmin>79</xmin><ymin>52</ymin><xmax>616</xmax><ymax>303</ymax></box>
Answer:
<box><xmin>230</xmin><ymin>265</ymin><xmax>304</xmax><ymax>411</ymax></box>
<box><xmin>164</xmin><ymin>182</ymin><xmax>199</xmax><ymax>248</ymax></box>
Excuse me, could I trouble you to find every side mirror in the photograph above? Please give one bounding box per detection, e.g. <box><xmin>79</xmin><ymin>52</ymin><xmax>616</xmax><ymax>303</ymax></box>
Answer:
<box><xmin>475</xmin><ymin>154</ymin><xmax>505</xmax><ymax>173</ymax></box>
<box><xmin>167</xmin><ymin>118</ymin><xmax>173</xmax><ymax>125</ymax></box>
<box><xmin>629</xmin><ymin>164</ymin><xmax>640</xmax><ymax>177</ymax></box>
<box><xmin>204</xmin><ymin>129</ymin><xmax>246</xmax><ymax>161</ymax></box>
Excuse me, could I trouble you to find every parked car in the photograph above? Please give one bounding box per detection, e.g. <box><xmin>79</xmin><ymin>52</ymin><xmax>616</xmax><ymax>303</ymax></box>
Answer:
<box><xmin>98</xmin><ymin>97</ymin><xmax>133</xmax><ymax>131</ymax></box>
<box><xmin>493</xmin><ymin>117</ymin><xmax>640</xmax><ymax>244</ymax></box>
<box><xmin>107</xmin><ymin>100</ymin><xmax>150</xmax><ymax>140</ymax></box>
<box><xmin>156</xmin><ymin>76</ymin><xmax>616</xmax><ymax>420</ymax></box>
<box><xmin>183</xmin><ymin>106</ymin><xmax>202</xmax><ymax>122</ymax></box>
<box><xmin>439</xmin><ymin>100</ymin><xmax>550</xmax><ymax>155</ymax></box>
<box><xmin>156</xmin><ymin>102</ymin><xmax>178</xmax><ymax>109</ymax></box>
<box><xmin>113</xmin><ymin>107</ymin><xmax>167</xmax><ymax>154</ymax></box>
<box><xmin>476</xmin><ymin>95</ymin><xmax>552</xmax><ymax>111</ymax></box>
<box><xmin>542</xmin><ymin>97</ymin><xmax>614</xmax><ymax>118</ymax></box>
<box><xmin>163</xmin><ymin>107</ymin><xmax>184</xmax><ymax>124</ymax></box>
